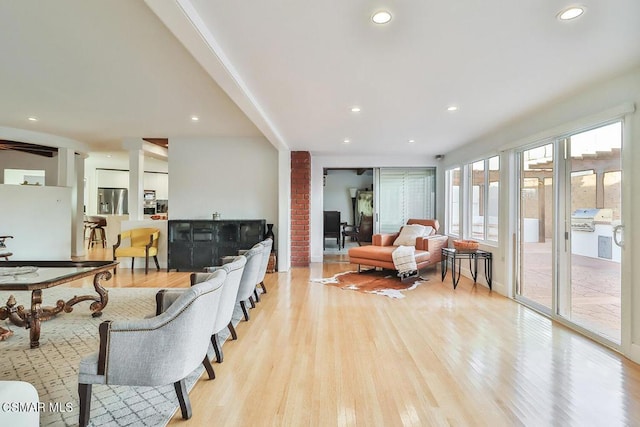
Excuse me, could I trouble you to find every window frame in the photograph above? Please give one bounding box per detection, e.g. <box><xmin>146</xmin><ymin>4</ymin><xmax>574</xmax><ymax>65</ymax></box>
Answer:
<box><xmin>445</xmin><ymin>166</ymin><xmax>461</xmax><ymax>237</ymax></box>
<box><xmin>466</xmin><ymin>155</ymin><xmax>500</xmax><ymax>243</ymax></box>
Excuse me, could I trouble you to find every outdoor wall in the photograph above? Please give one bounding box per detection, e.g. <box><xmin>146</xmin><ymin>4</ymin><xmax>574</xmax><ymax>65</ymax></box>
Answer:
<box><xmin>519</xmin><ymin>177</ymin><xmax>553</xmax><ymax>240</ymax></box>
<box><xmin>521</xmin><ymin>172</ymin><xmax>621</xmax><ymax>242</ymax></box>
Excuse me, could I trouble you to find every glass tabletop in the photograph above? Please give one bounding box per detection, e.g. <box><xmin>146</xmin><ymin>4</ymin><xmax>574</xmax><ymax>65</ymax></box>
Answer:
<box><xmin>0</xmin><ymin>261</ymin><xmax>117</xmax><ymax>290</ymax></box>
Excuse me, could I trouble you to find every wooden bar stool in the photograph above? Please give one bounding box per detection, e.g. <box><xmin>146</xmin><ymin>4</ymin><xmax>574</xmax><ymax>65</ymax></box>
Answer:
<box><xmin>85</xmin><ymin>216</ymin><xmax>107</xmax><ymax>249</ymax></box>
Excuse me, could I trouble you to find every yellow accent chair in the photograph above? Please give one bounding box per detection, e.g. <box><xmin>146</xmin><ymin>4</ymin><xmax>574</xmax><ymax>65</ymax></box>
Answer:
<box><xmin>113</xmin><ymin>228</ymin><xmax>160</xmax><ymax>274</ymax></box>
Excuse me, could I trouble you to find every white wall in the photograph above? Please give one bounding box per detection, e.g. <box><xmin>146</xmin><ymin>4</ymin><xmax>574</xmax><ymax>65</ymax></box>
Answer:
<box><xmin>168</xmin><ymin>136</ymin><xmax>278</xmax><ymax>223</ymax></box>
<box><xmin>0</xmin><ymin>150</ymin><xmax>58</xmax><ymax>186</ymax></box>
<box><xmin>0</xmin><ymin>184</ymin><xmax>72</xmax><ymax>260</ymax></box>
<box><xmin>323</xmin><ymin>170</ymin><xmax>373</xmax><ymax>225</ymax></box>
<box><xmin>439</xmin><ymin>66</ymin><xmax>640</xmax><ymax>362</ymax></box>
<box><xmin>4</xmin><ymin>169</ymin><xmax>45</xmax><ymax>185</ymax></box>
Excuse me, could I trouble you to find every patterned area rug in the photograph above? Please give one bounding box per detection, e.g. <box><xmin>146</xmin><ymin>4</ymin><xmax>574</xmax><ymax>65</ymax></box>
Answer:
<box><xmin>0</xmin><ymin>286</ymin><xmax>243</xmax><ymax>426</ymax></box>
<box><xmin>312</xmin><ymin>270</ymin><xmax>429</xmax><ymax>298</ymax></box>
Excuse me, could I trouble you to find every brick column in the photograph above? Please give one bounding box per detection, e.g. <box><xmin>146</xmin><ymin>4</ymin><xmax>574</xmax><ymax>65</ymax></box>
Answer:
<box><xmin>291</xmin><ymin>151</ymin><xmax>310</xmax><ymax>266</ymax></box>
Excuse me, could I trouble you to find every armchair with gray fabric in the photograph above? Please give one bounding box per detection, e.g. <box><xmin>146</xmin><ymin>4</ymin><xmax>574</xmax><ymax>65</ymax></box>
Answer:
<box><xmin>254</xmin><ymin>238</ymin><xmax>272</xmax><ymax>302</ymax></box>
<box><xmin>77</xmin><ymin>270</ymin><xmax>227</xmax><ymax>427</ymax></box>
<box><xmin>233</xmin><ymin>242</ymin><xmax>264</xmax><ymax>321</ymax></box>
<box><xmin>194</xmin><ymin>256</ymin><xmax>247</xmax><ymax>364</ymax></box>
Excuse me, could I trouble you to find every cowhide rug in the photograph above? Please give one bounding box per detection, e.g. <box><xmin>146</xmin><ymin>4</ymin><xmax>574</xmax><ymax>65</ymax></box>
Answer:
<box><xmin>312</xmin><ymin>270</ymin><xmax>429</xmax><ymax>299</ymax></box>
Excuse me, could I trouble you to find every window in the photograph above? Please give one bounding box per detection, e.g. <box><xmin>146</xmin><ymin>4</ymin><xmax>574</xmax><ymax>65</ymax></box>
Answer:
<box><xmin>487</xmin><ymin>156</ymin><xmax>500</xmax><ymax>241</ymax></box>
<box><xmin>445</xmin><ymin>167</ymin><xmax>461</xmax><ymax>236</ymax></box>
<box><xmin>470</xmin><ymin>160</ymin><xmax>485</xmax><ymax>239</ymax></box>
<box><xmin>468</xmin><ymin>156</ymin><xmax>499</xmax><ymax>242</ymax></box>
<box><xmin>378</xmin><ymin>168</ymin><xmax>435</xmax><ymax>233</ymax></box>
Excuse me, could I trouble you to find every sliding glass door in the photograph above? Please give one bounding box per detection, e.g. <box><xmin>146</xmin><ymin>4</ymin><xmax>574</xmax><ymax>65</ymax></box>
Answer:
<box><xmin>516</xmin><ymin>121</ymin><xmax>623</xmax><ymax>345</ymax></box>
<box><xmin>561</xmin><ymin>122</ymin><xmax>622</xmax><ymax>343</ymax></box>
<box><xmin>516</xmin><ymin>143</ymin><xmax>555</xmax><ymax>313</ymax></box>
<box><xmin>375</xmin><ymin>168</ymin><xmax>435</xmax><ymax>233</ymax></box>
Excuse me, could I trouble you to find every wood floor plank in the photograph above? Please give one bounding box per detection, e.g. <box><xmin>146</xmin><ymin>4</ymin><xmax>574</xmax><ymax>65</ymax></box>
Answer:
<box><xmin>67</xmin><ymin>252</ymin><xmax>640</xmax><ymax>425</ymax></box>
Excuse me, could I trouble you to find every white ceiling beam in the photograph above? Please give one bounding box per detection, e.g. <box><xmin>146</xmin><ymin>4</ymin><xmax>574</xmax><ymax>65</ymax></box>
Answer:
<box><xmin>144</xmin><ymin>0</ymin><xmax>289</xmax><ymax>152</ymax></box>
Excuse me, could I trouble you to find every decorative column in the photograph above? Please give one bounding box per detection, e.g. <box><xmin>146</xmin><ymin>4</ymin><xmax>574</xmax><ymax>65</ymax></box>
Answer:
<box><xmin>72</xmin><ymin>154</ymin><xmax>86</xmax><ymax>256</ymax></box>
<box><xmin>57</xmin><ymin>147</ymin><xmax>84</xmax><ymax>257</ymax></box>
<box><xmin>290</xmin><ymin>152</ymin><xmax>310</xmax><ymax>266</ymax></box>
<box><xmin>123</xmin><ymin>139</ymin><xmax>146</xmax><ymax>221</ymax></box>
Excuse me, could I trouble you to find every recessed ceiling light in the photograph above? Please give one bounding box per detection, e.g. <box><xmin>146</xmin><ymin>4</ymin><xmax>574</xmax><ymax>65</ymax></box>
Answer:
<box><xmin>447</xmin><ymin>106</ymin><xmax>458</xmax><ymax>112</ymax></box>
<box><xmin>27</xmin><ymin>117</ymin><xmax>38</xmax><ymax>122</ymax></box>
<box><xmin>372</xmin><ymin>10</ymin><xmax>392</xmax><ymax>24</ymax></box>
<box><xmin>191</xmin><ymin>116</ymin><xmax>199</xmax><ymax>121</ymax></box>
<box><xmin>343</xmin><ymin>139</ymin><xmax>351</xmax><ymax>144</ymax></box>
<box><xmin>106</xmin><ymin>154</ymin><xmax>112</xmax><ymax>158</ymax></box>
<box><xmin>408</xmin><ymin>139</ymin><xmax>416</xmax><ymax>144</ymax></box>
<box><xmin>351</xmin><ymin>106</ymin><xmax>361</xmax><ymax>113</ymax></box>
<box><xmin>558</xmin><ymin>6</ymin><xmax>585</xmax><ymax>21</ymax></box>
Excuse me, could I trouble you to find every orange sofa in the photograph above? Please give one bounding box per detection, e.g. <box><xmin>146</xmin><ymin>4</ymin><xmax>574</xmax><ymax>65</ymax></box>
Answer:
<box><xmin>348</xmin><ymin>219</ymin><xmax>449</xmax><ymax>272</ymax></box>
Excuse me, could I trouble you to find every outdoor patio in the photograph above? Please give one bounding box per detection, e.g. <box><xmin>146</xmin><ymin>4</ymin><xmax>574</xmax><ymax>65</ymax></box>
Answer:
<box><xmin>521</xmin><ymin>241</ymin><xmax>620</xmax><ymax>342</ymax></box>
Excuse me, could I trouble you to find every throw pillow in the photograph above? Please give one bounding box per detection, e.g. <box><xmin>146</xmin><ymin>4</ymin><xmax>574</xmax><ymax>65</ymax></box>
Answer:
<box><xmin>393</xmin><ymin>224</ymin><xmax>426</xmax><ymax>246</ymax></box>
<box><xmin>422</xmin><ymin>226</ymin><xmax>434</xmax><ymax>236</ymax></box>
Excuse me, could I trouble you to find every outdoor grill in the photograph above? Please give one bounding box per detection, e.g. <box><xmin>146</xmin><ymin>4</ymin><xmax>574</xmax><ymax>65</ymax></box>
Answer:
<box><xmin>571</xmin><ymin>208</ymin><xmax>613</xmax><ymax>232</ymax></box>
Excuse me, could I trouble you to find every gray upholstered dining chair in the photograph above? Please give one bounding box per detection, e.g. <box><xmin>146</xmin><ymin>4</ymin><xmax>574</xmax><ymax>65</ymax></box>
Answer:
<box><xmin>253</xmin><ymin>237</ymin><xmax>273</xmax><ymax>302</ymax></box>
<box><xmin>194</xmin><ymin>256</ymin><xmax>247</xmax><ymax>364</ymax></box>
<box><xmin>77</xmin><ymin>270</ymin><xmax>227</xmax><ymax>427</ymax></box>
<box><xmin>234</xmin><ymin>243</ymin><xmax>264</xmax><ymax>321</ymax></box>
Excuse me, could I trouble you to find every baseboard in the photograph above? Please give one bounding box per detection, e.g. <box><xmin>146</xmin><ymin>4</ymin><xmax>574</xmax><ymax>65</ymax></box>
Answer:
<box><xmin>626</xmin><ymin>343</ymin><xmax>640</xmax><ymax>364</ymax></box>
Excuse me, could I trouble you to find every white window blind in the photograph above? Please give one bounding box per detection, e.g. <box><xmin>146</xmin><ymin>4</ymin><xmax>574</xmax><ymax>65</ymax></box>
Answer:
<box><xmin>378</xmin><ymin>168</ymin><xmax>435</xmax><ymax>233</ymax></box>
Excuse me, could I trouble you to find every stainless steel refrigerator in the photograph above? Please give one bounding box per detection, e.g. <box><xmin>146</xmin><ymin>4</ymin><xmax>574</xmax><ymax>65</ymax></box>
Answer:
<box><xmin>97</xmin><ymin>187</ymin><xmax>128</xmax><ymax>214</ymax></box>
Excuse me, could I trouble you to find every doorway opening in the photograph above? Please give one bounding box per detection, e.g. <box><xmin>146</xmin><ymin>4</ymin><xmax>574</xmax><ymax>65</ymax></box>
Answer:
<box><xmin>322</xmin><ymin>168</ymin><xmax>373</xmax><ymax>263</ymax></box>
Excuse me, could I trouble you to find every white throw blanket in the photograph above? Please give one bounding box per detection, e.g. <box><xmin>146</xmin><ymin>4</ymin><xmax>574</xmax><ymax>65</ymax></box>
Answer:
<box><xmin>392</xmin><ymin>245</ymin><xmax>418</xmax><ymax>278</ymax></box>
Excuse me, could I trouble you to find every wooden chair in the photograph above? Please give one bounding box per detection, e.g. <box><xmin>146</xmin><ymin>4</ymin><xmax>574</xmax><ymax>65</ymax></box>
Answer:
<box><xmin>113</xmin><ymin>228</ymin><xmax>160</xmax><ymax>274</ymax></box>
<box><xmin>323</xmin><ymin>211</ymin><xmax>341</xmax><ymax>250</ymax></box>
<box><xmin>341</xmin><ymin>213</ymin><xmax>373</xmax><ymax>248</ymax></box>
<box><xmin>0</xmin><ymin>235</ymin><xmax>13</xmax><ymax>260</ymax></box>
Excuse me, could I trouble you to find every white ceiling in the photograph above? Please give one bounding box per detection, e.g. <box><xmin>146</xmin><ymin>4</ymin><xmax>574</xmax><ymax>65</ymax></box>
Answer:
<box><xmin>1</xmin><ymin>0</ymin><xmax>639</xmax><ymax>158</ymax></box>
<box><xmin>0</xmin><ymin>0</ymin><xmax>260</xmax><ymax>152</ymax></box>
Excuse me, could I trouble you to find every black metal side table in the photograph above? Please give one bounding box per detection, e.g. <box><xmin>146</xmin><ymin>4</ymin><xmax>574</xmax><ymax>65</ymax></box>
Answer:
<box><xmin>441</xmin><ymin>248</ymin><xmax>492</xmax><ymax>290</ymax></box>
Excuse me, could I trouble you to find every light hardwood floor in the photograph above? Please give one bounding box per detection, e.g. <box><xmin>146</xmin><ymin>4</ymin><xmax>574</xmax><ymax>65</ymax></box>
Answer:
<box><xmin>73</xmin><ymin>249</ymin><xmax>640</xmax><ymax>426</ymax></box>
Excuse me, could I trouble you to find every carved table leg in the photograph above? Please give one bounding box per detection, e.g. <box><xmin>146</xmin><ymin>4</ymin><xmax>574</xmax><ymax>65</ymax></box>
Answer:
<box><xmin>0</xmin><ymin>269</ymin><xmax>113</xmax><ymax>348</ymax></box>
<box><xmin>90</xmin><ymin>270</ymin><xmax>110</xmax><ymax>317</ymax></box>
<box><xmin>0</xmin><ymin>295</ymin><xmax>28</xmax><ymax>328</ymax></box>
<box><xmin>62</xmin><ymin>271</ymin><xmax>111</xmax><ymax>317</ymax></box>
<box><xmin>29</xmin><ymin>290</ymin><xmax>43</xmax><ymax>349</ymax></box>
